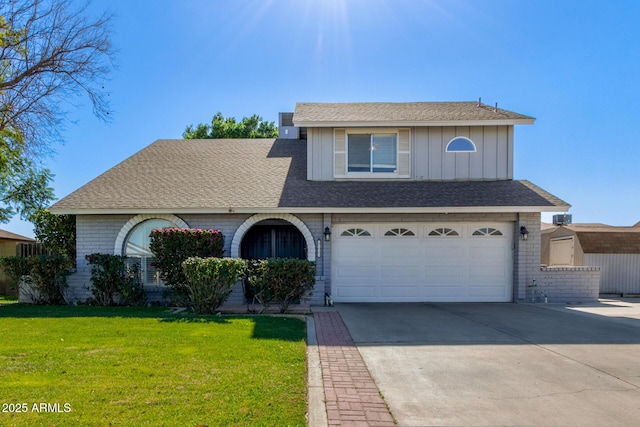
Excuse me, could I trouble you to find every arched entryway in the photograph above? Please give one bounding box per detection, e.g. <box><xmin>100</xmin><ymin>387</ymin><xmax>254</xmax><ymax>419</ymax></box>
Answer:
<box><xmin>240</xmin><ymin>220</ymin><xmax>307</xmax><ymax>260</ymax></box>
<box><xmin>232</xmin><ymin>213</ymin><xmax>316</xmax><ymax>303</ymax></box>
<box><xmin>230</xmin><ymin>213</ymin><xmax>316</xmax><ymax>261</ymax></box>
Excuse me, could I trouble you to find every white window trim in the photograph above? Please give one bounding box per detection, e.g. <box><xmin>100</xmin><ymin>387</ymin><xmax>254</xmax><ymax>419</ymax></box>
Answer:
<box><xmin>446</xmin><ymin>136</ymin><xmax>477</xmax><ymax>153</ymax></box>
<box><xmin>339</xmin><ymin>128</ymin><xmax>408</xmax><ymax>178</ymax></box>
<box><xmin>427</xmin><ymin>227</ymin><xmax>461</xmax><ymax>237</ymax></box>
<box><xmin>383</xmin><ymin>227</ymin><xmax>417</xmax><ymax>237</ymax></box>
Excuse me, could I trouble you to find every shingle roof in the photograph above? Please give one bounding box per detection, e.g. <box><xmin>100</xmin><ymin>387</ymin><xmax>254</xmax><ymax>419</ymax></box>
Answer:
<box><xmin>293</xmin><ymin>102</ymin><xmax>535</xmax><ymax>126</ymax></box>
<box><xmin>51</xmin><ymin>138</ymin><xmax>568</xmax><ymax>213</ymax></box>
<box><xmin>0</xmin><ymin>229</ymin><xmax>35</xmax><ymax>242</ymax></box>
<box><xmin>544</xmin><ymin>223</ymin><xmax>640</xmax><ymax>254</ymax></box>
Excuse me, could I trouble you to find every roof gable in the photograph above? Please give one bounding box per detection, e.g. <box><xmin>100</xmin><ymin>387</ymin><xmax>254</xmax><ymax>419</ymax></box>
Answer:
<box><xmin>293</xmin><ymin>102</ymin><xmax>535</xmax><ymax>127</ymax></box>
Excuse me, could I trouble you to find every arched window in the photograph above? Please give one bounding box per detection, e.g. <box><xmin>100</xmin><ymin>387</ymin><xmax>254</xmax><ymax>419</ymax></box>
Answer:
<box><xmin>428</xmin><ymin>227</ymin><xmax>460</xmax><ymax>237</ymax></box>
<box><xmin>340</xmin><ymin>228</ymin><xmax>372</xmax><ymax>237</ymax></box>
<box><xmin>472</xmin><ymin>227</ymin><xmax>503</xmax><ymax>236</ymax></box>
<box><xmin>384</xmin><ymin>228</ymin><xmax>415</xmax><ymax>237</ymax></box>
<box><xmin>446</xmin><ymin>137</ymin><xmax>476</xmax><ymax>152</ymax></box>
<box><xmin>125</xmin><ymin>219</ymin><xmax>176</xmax><ymax>285</ymax></box>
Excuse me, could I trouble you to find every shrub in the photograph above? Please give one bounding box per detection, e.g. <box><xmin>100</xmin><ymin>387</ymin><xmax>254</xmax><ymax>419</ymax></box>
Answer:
<box><xmin>85</xmin><ymin>253</ymin><xmax>146</xmax><ymax>306</ymax></box>
<box><xmin>244</xmin><ymin>260</ymin><xmax>272</xmax><ymax>312</ymax></box>
<box><xmin>0</xmin><ymin>256</ymin><xmax>31</xmax><ymax>289</ymax></box>
<box><xmin>246</xmin><ymin>258</ymin><xmax>316</xmax><ymax>313</ymax></box>
<box><xmin>149</xmin><ymin>228</ymin><xmax>224</xmax><ymax>305</ymax></box>
<box><xmin>0</xmin><ymin>255</ymin><xmax>70</xmax><ymax>304</ymax></box>
<box><xmin>26</xmin><ymin>255</ymin><xmax>70</xmax><ymax>305</ymax></box>
<box><xmin>182</xmin><ymin>257</ymin><xmax>246</xmax><ymax>314</ymax></box>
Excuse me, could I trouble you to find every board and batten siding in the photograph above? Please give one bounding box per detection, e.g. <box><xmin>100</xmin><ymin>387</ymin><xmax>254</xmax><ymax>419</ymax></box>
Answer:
<box><xmin>306</xmin><ymin>125</ymin><xmax>514</xmax><ymax>181</ymax></box>
<box><xmin>585</xmin><ymin>253</ymin><xmax>640</xmax><ymax>295</ymax></box>
<box><xmin>415</xmin><ymin>125</ymin><xmax>513</xmax><ymax>180</ymax></box>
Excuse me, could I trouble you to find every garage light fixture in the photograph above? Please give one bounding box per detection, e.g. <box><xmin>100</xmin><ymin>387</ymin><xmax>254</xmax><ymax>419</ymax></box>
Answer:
<box><xmin>520</xmin><ymin>226</ymin><xmax>529</xmax><ymax>241</ymax></box>
<box><xmin>324</xmin><ymin>227</ymin><xmax>332</xmax><ymax>241</ymax></box>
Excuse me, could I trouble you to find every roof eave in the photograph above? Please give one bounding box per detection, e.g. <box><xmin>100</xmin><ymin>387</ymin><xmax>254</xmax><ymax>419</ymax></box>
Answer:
<box><xmin>50</xmin><ymin>204</ymin><xmax>569</xmax><ymax>216</ymax></box>
<box><xmin>293</xmin><ymin>119</ymin><xmax>535</xmax><ymax>127</ymax></box>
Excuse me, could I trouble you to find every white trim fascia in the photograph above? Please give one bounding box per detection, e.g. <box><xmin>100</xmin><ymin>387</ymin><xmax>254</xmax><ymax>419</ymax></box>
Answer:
<box><xmin>51</xmin><ymin>204</ymin><xmax>570</xmax><ymax>216</ymax></box>
<box><xmin>294</xmin><ymin>119</ymin><xmax>535</xmax><ymax>127</ymax></box>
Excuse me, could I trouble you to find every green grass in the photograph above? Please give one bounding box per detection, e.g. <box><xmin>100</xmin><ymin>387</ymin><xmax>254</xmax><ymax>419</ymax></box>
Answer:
<box><xmin>0</xmin><ymin>295</ymin><xmax>18</xmax><ymax>305</ymax></box>
<box><xmin>0</xmin><ymin>304</ymin><xmax>307</xmax><ymax>426</ymax></box>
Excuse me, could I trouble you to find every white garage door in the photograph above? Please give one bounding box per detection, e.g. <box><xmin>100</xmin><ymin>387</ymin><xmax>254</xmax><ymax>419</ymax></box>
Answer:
<box><xmin>332</xmin><ymin>223</ymin><xmax>513</xmax><ymax>302</ymax></box>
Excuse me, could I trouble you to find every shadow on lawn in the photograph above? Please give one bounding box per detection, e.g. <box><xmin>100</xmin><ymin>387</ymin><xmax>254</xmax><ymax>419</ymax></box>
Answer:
<box><xmin>0</xmin><ymin>303</ymin><xmax>306</xmax><ymax>342</ymax></box>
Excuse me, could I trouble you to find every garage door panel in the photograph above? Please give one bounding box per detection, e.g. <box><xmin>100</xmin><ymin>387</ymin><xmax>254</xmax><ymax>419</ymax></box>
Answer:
<box><xmin>421</xmin><ymin>284</ymin><xmax>464</xmax><ymax>297</ymax></box>
<box><xmin>337</xmin><ymin>266</ymin><xmax>377</xmax><ymax>277</ymax></box>
<box><xmin>425</xmin><ymin>264</ymin><xmax>465</xmax><ymax>277</ymax></box>
<box><xmin>337</xmin><ymin>286</ymin><xmax>376</xmax><ymax>298</ymax></box>
<box><xmin>468</xmin><ymin>285</ymin><xmax>510</xmax><ymax>298</ymax></box>
<box><xmin>336</xmin><ymin>244</ymin><xmax>378</xmax><ymax>258</ymax></box>
<box><xmin>381</xmin><ymin>266</ymin><xmax>421</xmax><ymax>278</ymax></box>
<box><xmin>474</xmin><ymin>264</ymin><xmax>508</xmax><ymax>277</ymax></box>
<box><xmin>424</xmin><ymin>246</ymin><xmax>463</xmax><ymax>258</ymax></box>
<box><xmin>469</xmin><ymin>246</ymin><xmax>507</xmax><ymax>260</ymax></box>
<box><xmin>381</xmin><ymin>285</ymin><xmax>419</xmax><ymax>298</ymax></box>
<box><xmin>332</xmin><ymin>222</ymin><xmax>513</xmax><ymax>302</ymax></box>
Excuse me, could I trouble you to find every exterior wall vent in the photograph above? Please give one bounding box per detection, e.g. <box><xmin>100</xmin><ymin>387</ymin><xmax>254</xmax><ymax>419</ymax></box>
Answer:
<box><xmin>553</xmin><ymin>214</ymin><xmax>572</xmax><ymax>226</ymax></box>
<box><xmin>278</xmin><ymin>112</ymin><xmax>299</xmax><ymax>139</ymax></box>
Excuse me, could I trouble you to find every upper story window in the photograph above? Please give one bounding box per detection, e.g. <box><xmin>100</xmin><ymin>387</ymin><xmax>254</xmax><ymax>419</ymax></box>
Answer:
<box><xmin>334</xmin><ymin>128</ymin><xmax>410</xmax><ymax>178</ymax></box>
<box><xmin>348</xmin><ymin>133</ymin><xmax>397</xmax><ymax>173</ymax></box>
<box><xmin>446</xmin><ymin>136</ymin><xmax>476</xmax><ymax>153</ymax></box>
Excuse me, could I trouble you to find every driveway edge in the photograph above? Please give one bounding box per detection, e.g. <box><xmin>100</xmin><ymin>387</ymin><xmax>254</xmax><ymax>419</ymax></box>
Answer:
<box><xmin>307</xmin><ymin>315</ymin><xmax>328</xmax><ymax>427</ymax></box>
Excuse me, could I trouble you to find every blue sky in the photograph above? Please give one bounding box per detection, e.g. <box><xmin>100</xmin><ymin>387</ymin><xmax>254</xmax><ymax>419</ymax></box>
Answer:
<box><xmin>7</xmin><ymin>0</ymin><xmax>640</xmax><ymax>237</ymax></box>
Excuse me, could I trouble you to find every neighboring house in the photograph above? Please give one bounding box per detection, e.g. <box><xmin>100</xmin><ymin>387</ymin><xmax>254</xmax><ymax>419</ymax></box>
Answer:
<box><xmin>0</xmin><ymin>229</ymin><xmax>36</xmax><ymax>295</ymax></box>
<box><xmin>542</xmin><ymin>222</ymin><xmax>640</xmax><ymax>296</ymax></box>
<box><xmin>51</xmin><ymin>101</ymin><xmax>572</xmax><ymax>304</ymax></box>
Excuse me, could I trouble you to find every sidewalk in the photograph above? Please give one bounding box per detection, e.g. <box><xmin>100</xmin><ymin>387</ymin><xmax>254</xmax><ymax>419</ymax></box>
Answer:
<box><xmin>311</xmin><ymin>310</ymin><xmax>395</xmax><ymax>427</ymax></box>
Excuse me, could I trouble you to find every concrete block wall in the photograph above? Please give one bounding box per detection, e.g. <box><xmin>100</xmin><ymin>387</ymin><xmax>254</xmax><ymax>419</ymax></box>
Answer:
<box><xmin>537</xmin><ymin>266</ymin><xmax>601</xmax><ymax>303</ymax></box>
<box><xmin>514</xmin><ymin>212</ymin><xmax>542</xmax><ymax>301</ymax></box>
<box><xmin>70</xmin><ymin>214</ymin><xmax>132</xmax><ymax>302</ymax></box>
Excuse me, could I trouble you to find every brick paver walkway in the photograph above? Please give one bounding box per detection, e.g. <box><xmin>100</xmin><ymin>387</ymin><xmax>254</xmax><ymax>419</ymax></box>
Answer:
<box><xmin>314</xmin><ymin>311</ymin><xmax>395</xmax><ymax>426</ymax></box>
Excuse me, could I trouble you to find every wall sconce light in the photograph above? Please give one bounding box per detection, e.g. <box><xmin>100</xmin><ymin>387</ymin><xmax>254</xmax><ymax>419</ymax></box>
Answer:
<box><xmin>316</xmin><ymin>239</ymin><xmax>322</xmax><ymax>258</ymax></box>
<box><xmin>520</xmin><ymin>226</ymin><xmax>529</xmax><ymax>241</ymax></box>
<box><xmin>323</xmin><ymin>226</ymin><xmax>331</xmax><ymax>241</ymax></box>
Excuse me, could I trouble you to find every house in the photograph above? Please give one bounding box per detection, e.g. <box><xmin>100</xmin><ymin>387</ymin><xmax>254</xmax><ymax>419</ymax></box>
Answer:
<box><xmin>51</xmin><ymin>101</ymin><xmax>575</xmax><ymax>304</ymax></box>
<box><xmin>0</xmin><ymin>229</ymin><xmax>36</xmax><ymax>295</ymax></box>
<box><xmin>542</xmin><ymin>222</ymin><xmax>640</xmax><ymax>296</ymax></box>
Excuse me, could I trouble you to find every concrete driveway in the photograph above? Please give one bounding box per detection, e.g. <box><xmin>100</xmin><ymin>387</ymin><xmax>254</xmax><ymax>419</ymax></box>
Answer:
<box><xmin>336</xmin><ymin>301</ymin><xmax>640</xmax><ymax>427</ymax></box>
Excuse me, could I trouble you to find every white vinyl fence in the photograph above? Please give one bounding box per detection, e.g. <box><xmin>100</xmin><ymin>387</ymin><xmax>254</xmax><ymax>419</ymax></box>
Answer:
<box><xmin>585</xmin><ymin>254</ymin><xmax>640</xmax><ymax>295</ymax></box>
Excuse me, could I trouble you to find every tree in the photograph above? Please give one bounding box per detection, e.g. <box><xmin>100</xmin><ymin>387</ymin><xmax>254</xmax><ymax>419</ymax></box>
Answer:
<box><xmin>0</xmin><ymin>0</ymin><xmax>115</xmax><ymax>222</ymax></box>
<box><xmin>32</xmin><ymin>208</ymin><xmax>76</xmax><ymax>267</ymax></box>
<box><xmin>183</xmin><ymin>112</ymin><xmax>278</xmax><ymax>139</ymax></box>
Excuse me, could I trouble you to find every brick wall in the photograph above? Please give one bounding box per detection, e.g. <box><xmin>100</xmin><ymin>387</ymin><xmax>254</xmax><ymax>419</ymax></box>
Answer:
<box><xmin>70</xmin><ymin>213</ymin><xmax>326</xmax><ymax>306</ymax></box>
<box><xmin>514</xmin><ymin>212</ymin><xmax>541</xmax><ymax>301</ymax></box>
<box><xmin>536</xmin><ymin>266</ymin><xmax>601</xmax><ymax>303</ymax></box>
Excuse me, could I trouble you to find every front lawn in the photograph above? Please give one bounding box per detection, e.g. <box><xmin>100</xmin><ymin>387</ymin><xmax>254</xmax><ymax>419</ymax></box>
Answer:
<box><xmin>0</xmin><ymin>304</ymin><xmax>307</xmax><ymax>426</ymax></box>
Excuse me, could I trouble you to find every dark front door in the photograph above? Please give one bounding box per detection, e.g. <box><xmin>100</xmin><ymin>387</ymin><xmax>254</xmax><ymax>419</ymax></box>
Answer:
<box><xmin>240</xmin><ymin>224</ymin><xmax>306</xmax><ymax>260</ymax></box>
